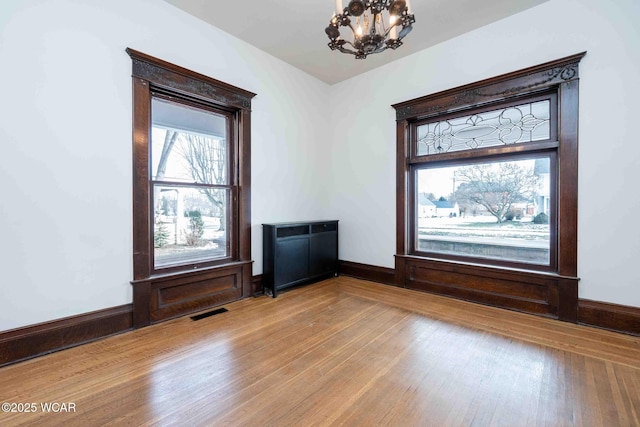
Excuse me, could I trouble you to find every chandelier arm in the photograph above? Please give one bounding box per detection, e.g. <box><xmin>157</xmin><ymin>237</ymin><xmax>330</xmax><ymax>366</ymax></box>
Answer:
<box><xmin>342</xmin><ymin>39</ymin><xmax>358</xmax><ymax>49</ymax></box>
<box><xmin>337</xmin><ymin>44</ymin><xmax>358</xmax><ymax>55</ymax></box>
<box><xmin>340</xmin><ymin>49</ymin><xmax>358</xmax><ymax>56</ymax></box>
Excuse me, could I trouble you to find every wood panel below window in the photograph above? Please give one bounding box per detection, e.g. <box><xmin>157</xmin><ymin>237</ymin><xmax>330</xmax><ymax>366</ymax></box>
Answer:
<box><xmin>131</xmin><ymin>261</ymin><xmax>252</xmax><ymax>327</ymax></box>
<box><xmin>396</xmin><ymin>255</ymin><xmax>578</xmax><ymax>321</ymax></box>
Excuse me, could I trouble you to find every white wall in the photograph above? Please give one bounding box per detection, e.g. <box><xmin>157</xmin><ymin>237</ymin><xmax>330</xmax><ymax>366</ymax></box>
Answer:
<box><xmin>0</xmin><ymin>0</ymin><xmax>330</xmax><ymax>330</ymax></box>
<box><xmin>325</xmin><ymin>0</ymin><xmax>640</xmax><ymax>307</ymax></box>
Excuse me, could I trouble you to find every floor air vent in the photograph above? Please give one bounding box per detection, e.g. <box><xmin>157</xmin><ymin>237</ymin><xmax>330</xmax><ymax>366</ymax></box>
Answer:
<box><xmin>190</xmin><ymin>307</ymin><xmax>228</xmax><ymax>321</ymax></box>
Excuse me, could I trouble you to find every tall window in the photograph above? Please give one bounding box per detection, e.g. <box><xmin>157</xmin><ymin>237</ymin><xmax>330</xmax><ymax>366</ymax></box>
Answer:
<box><xmin>393</xmin><ymin>53</ymin><xmax>584</xmax><ymax>321</ymax></box>
<box><xmin>128</xmin><ymin>49</ymin><xmax>255</xmax><ymax>327</ymax></box>
<box><xmin>151</xmin><ymin>97</ymin><xmax>234</xmax><ymax>270</ymax></box>
<box><xmin>412</xmin><ymin>94</ymin><xmax>557</xmax><ymax>270</ymax></box>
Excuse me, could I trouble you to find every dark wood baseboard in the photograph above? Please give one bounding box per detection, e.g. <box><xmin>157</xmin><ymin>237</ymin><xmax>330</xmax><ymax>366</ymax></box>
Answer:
<box><xmin>252</xmin><ymin>274</ymin><xmax>263</xmax><ymax>296</ymax></box>
<box><xmin>338</xmin><ymin>260</ymin><xmax>397</xmax><ymax>286</ymax></box>
<box><xmin>0</xmin><ymin>304</ymin><xmax>133</xmax><ymax>368</ymax></box>
<box><xmin>251</xmin><ymin>261</ymin><xmax>394</xmax><ymax>297</ymax></box>
<box><xmin>2</xmin><ymin>270</ymin><xmax>635</xmax><ymax>369</ymax></box>
<box><xmin>342</xmin><ymin>259</ymin><xmax>640</xmax><ymax>337</ymax></box>
<box><xmin>578</xmin><ymin>299</ymin><xmax>640</xmax><ymax>336</ymax></box>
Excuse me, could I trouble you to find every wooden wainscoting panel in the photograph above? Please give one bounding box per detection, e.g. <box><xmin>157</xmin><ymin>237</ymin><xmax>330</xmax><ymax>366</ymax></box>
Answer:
<box><xmin>157</xmin><ymin>274</ymin><xmax>239</xmax><ymax>307</ymax></box>
<box><xmin>149</xmin><ymin>263</ymin><xmax>249</xmax><ymax>323</ymax></box>
<box><xmin>0</xmin><ymin>304</ymin><xmax>132</xmax><ymax>367</ymax></box>
<box><xmin>398</xmin><ymin>256</ymin><xmax>579</xmax><ymax>320</ymax></box>
<box><xmin>408</xmin><ymin>263</ymin><xmax>550</xmax><ymax>302</ymax></box>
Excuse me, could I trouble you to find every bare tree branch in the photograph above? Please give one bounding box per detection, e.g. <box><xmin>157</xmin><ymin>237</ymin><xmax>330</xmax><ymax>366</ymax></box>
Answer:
<box><xmin>177</xmin><ymin>134</ymin><xmax>228</xmax><ymax>229</ymax></box>
<box><xmin>156</xmin><ymin>130</ymin><xmax>179</xmax><ymax>180</ymax></box>
<box><xmin>454</xmin><ymin>162</ymin><xmax>539</xmax><ymax>223</ymax></box>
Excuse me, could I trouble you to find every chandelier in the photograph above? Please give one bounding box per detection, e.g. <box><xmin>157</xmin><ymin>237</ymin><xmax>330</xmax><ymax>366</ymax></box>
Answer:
<box><xmin>325</xmin><ymin>0</ymin><xmax>415</xmax><ymax>59</ymax></box>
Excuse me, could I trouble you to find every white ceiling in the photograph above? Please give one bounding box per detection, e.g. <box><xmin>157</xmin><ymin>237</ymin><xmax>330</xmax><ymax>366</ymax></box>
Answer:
<box><xmin>162</xmin><ymin>0</ymin><xmax>549</xmax><ymax>85</ymax></box>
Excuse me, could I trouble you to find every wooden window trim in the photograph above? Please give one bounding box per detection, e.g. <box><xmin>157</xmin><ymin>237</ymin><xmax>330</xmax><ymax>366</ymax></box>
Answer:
<box><xmin>127</xmin><ymin>48</ymin><xmax>256</xmax><ymax>327</ymax></box>
<box><xmin>392</xmin><ymin>53</ymin><xmax>585</xmax><ymax>321</ymax></box>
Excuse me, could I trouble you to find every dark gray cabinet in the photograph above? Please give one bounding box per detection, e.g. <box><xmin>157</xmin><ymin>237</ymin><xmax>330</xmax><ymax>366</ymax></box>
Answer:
<box><xmin>262</xmin><ymin>221</ymin><xmax>338</xmax><ymax>297</ymax></box>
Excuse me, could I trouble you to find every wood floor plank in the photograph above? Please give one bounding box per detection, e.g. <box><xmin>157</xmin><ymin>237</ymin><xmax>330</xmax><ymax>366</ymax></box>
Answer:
<box><xmin>1</xmin><ymin>277</ymin><xmax>639</xmax><ymax>426</ymax></box>
<box><xmin>337</xmin><ymin>277</ymin><xmax>640</xmax><ymax>368</ymax></box>
<box><xmin>176</xmin><ymin>303</ymin><xmax>403</xmax><ymax>425</ymax></box>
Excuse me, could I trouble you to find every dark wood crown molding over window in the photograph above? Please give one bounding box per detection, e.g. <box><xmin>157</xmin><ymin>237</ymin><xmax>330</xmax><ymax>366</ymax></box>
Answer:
<box><xmin>392</xmin><ymin>53</ymin><xmax>584</xmax><ymax>121</ymax></box>
<box><xmin>393</xmin><ymin>53</ymin><xmax>585</xmax><ymax>322</ymax></box>
<box><xmin>127</xmin><ymin>48</ymin><xmax>256</xmax><ymax>328</ymax></box>
<box><xmin>128</xmin><ymin>49</ymin><xmax>255</xmax><ymax>110</ymax></box>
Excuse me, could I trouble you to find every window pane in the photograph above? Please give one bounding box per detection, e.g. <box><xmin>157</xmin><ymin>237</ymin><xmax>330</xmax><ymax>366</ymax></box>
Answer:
<box><xmin>153</xmin><ymin>185</ymin><xmax>230</xmax><ymax>268</ymax></box>
<box><xmin>151</xmin><ymin>98</ymin><xmax>228</xmax><ymax>184</ymax></box>
<box><xmin>417</xmin><ymin>100</ymin><xmax>550</xmax><ymax>155</ymax></box>
<box><xmin>416</xmin><ymin>157</ymin><xmax>551</xmax><ymax>265</ymax></box>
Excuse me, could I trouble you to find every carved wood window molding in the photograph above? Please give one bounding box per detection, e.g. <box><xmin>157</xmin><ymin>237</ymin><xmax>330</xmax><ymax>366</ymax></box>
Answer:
<box><xmin>127</xmin><ymin>48</ymin><xmax>256</xmax><ymax>327</ymax></box>
<box><xmin>392</xmin><ymin>53</ymin><xmax>585</xmax><ymax>321</ymax></box>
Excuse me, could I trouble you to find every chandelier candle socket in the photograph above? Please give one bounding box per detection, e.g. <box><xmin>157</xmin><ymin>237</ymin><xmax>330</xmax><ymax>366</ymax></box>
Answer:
<box><xmin>326</xmin><ymin>0</ymin><xmax>415</xmax><ymax>59</ymax></box>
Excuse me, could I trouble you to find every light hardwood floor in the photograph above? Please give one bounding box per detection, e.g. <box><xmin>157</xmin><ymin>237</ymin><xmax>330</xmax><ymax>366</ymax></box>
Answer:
<box><xmin>1</xmin><ymin>277</ymin><xmax>639</xmax><ymax>426</ymax></box>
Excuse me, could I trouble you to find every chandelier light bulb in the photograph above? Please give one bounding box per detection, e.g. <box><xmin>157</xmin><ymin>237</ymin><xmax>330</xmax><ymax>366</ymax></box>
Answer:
<box><xmin>390</xmin><ymin>23</ymin><xmax>398</xmax><ymax>40</ymax></box>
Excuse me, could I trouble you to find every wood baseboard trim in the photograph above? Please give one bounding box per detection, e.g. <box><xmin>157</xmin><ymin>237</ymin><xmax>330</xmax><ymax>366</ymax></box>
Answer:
<box><xmin>252</xmin><ymin>274</ymin><xmax>264</xmax><ymax>296</ymax></box>
<box><xmin>0</xmin><ymin>304</ymin><xmax>133</xmax><ymax>368</ymax></box>
<box><xmin>578</xmin><ymin>299</ymin><xmax>640</xmax><ymax>336</ymax></box>
<box><xmin>1</xmin><ymin>281</ymin><xmax>635</xmax><ymax>369</ymax></box>
<box><xmin>339</xmin><ymin>260</ymin><xmax>397</xmax><ymax>286</ymax></box>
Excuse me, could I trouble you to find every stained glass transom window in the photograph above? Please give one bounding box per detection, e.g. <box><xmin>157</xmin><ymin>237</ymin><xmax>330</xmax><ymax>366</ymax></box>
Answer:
<box><xmin>416</xmin><ymin>100</ymin><xmax>551</xmax><ymax>156</ymax></box>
